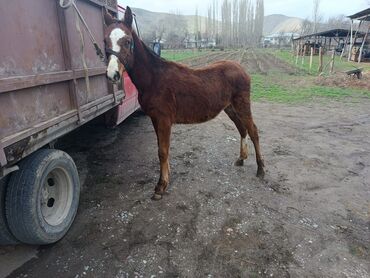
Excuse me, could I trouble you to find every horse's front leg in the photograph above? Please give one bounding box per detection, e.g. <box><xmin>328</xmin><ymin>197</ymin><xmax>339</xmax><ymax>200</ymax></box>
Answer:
<box><xmin>151</xmin><ymin>118</ymin><xmax>172</xmax><ymax>200</ymax></box>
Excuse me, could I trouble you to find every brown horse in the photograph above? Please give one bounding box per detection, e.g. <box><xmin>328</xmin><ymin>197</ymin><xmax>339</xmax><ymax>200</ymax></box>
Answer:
<box><xmin>104</xmin><ymin>7</ymin><xmax>264</xmax><ymax>200</ymax></box>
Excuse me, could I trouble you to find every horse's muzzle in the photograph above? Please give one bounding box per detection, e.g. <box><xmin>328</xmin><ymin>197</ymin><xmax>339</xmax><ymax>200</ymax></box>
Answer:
<box><xmin>106</xmin><ymin>70</ymin><xmax>120</xmax><ymax>83</ymax></box>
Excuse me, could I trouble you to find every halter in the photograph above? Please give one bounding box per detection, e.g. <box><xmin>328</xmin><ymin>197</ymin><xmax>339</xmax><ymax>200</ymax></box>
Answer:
<box><xmin>105</xmin><ymin>38</ymin><xmax>134</xmax><ymax>72</ymax></box>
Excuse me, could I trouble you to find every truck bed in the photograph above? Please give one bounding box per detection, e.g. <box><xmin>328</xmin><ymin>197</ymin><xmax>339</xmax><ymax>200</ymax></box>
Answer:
<box><xmin>0</xmin><ymin>0</ymin><xmax>131</xmax><ymax>175</ymax></box>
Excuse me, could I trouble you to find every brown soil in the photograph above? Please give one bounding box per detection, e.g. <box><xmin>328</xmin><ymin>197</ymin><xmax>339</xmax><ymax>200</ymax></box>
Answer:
<box><xmin>2</xmin><ymin>50</ymin><xmax>370</xmax><ymax>278</ymax></box>
<box><xmin>182</xmin><ymin>49</ymin><xmax>298</xmax><ymax>76</ymax></box>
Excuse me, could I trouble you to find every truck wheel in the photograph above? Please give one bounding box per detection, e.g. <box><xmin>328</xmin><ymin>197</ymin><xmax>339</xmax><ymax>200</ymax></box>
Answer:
<box><xmin>6</xmin><ymin>149</ymin><xmax>80</xmax><ymax>245</ymax></box>
<box><xmin>0</xmin><ymin>176</ymin><xmax>19</xmax><ymax>245</ymax></box>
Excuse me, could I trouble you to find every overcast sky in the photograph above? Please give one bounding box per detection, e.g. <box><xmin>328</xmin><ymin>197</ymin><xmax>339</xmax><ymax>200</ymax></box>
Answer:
<box><xmin>118</xmin><ymin>0</ymin><xmax>369</xmax><ymax>19</ymax></box>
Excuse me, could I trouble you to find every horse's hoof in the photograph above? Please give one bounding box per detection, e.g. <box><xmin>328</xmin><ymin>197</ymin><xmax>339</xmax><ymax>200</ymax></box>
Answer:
<box><xmin>151</xmin><ymin>193</ymin><xmax>163</xmax><ymax>201</ymax></box>
<box><xmin>234</xmin><ymin>159</ymin><xmax>244</xmax><ymax>166</ymax></box>
<box><xmin>256</xmin><ymin>167</ymin><xmax>265</xmax><ymax>178</ymax></box>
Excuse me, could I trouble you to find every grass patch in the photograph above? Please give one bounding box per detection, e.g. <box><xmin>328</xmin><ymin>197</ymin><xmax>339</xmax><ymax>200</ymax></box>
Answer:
<box><xmin>161</xmin><ymin>49</ymin><xmax>212</xmax><ymax>61</ymax></box>
<box><xmin>251</xmin><ymin>72</ymin><xmax>369</xmax><ymax>103</ymax></box>
<box><xmin>270</xmin><ymin>49</ymin><xmax>370</xmax><ymax>75</ymax></box>
<box><xmin>251</xmin><ymin>50</ymin><xmax>370</xmax><ymax>103</ymax></box>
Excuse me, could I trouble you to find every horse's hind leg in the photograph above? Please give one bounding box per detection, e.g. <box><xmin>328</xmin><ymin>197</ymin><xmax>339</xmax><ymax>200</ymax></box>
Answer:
<box><xmin>224</xmin><ymin>106</ymin><xmax>248</xmax><ymax>166</ymax></box>
<box><xmin>151</xmin><ymin>117</ymin><xmax>172</xmax><ymax>200</ymax></box>
<box><xmin>231</xmin><ymin>96</ymin><xmax>265</xmax><ymax>178</ymax></box>
<box><xmin>245</xmin><ymin>120</ymin><xmax>265</xmax><ymax>177</ymax></box>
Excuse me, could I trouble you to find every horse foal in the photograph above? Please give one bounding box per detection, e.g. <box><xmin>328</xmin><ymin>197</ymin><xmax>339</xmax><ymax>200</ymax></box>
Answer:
<box><xmin>104</xmin><ymin>7</ymin><xmax>265</xmax><ymax>200</ymax></box>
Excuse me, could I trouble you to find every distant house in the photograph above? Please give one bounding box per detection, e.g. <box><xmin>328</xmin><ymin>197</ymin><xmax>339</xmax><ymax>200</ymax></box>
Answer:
<box><xmin>263</xmin><ymin>32</ymin><xmax>299</xmax><ymax>47</ymax></box>
<box><xmin>184</xmin><ymin>37</ymin><xmax>197</xmax><ymax>49</ymax></box>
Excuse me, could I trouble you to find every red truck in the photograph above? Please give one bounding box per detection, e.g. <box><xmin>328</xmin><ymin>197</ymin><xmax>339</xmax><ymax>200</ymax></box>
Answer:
<box><xmin>0</xmin><ymin>0</ymin><xmax>139</xmax><ymax>245</ymax></box>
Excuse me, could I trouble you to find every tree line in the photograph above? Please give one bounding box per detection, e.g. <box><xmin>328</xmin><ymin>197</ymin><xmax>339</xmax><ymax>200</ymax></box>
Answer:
<box><xmin>143</xmin><ymin>0</ymin><xmax>357</xmax><ymax>48</ymax></box>
<box><xmin>143</xmin><ymin>0</ymin><xmax>265</xmax><ymax>48</ymax></box>
<box><xmin>299</xmin><ymin>0</ymin><xmax>352</xmax><ymax>36</ymax></box>
<box><xmin>198</xmin><ymin>0</ymin><xmax>265</xmax><ymax>47</ymax></box>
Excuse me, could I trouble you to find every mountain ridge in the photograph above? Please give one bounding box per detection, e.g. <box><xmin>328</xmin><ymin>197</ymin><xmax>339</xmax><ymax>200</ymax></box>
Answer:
<box><xmin>130</xmin><ymin>7</ymin><xmax>303</xmax><ymax>37</ymax></box>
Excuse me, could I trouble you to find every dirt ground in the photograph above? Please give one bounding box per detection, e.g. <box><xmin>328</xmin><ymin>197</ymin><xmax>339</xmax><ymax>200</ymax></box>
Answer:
<box><xmin>1</xmin><ymin>50</ymin><xmax>370</xmax><ymax>278</ymax></box>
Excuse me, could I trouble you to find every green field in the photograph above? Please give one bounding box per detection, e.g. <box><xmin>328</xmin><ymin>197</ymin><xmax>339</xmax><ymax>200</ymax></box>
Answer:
<box><xmin>270</xmin><ymin>49</ymin><xmax>370</xmax><ymax>75</ymax></box>
<box><xmin>250</xmin><ymin>73</ymin><xmax>370</xmax><ymax>103</ymax></box>
<box><xmin>251</xmin><ymin>50</ymin><xmax>370</xmax><ymax>103</ymax></box>
<box><xmin>162</xmin><ymin>48</ymin><xmax>370</xmax><ymax>104</ymax></box>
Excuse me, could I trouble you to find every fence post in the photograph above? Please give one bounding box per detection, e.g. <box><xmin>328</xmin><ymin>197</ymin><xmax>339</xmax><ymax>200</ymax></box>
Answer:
<box><xmin>302</xmin><ymin>45</ymin><xmax>306</xmax><ymax>65</ymax></box>
<box><xmin>309</xmin><ymin>47</ymin><xmax>314</xmax><ymax>73</ymax></box>
<box><xmin>330</xmin><ymin>50</ymin><xmax>335</xmax><ymax>74</ymax></box>
<box><xmin>358</xmin><ymin>25</ymin><xmax>370</xmax><ymax>64</ymax></box>
<box><xmin>318</xmin><ymin>47</ymin><xmax>323</xmax><ymax>74</ymax></box>
<box><xmin>295</xmin><ymin>44</ymin><xmax>300</xmax><ymax>65</ymax></box>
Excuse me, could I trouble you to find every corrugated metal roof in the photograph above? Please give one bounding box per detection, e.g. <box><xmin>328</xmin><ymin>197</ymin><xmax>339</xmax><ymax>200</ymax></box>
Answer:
<box><xmin>348</xmin><ymin>8</ymin><xmax>370</xmax><ymax>21</ymax></box>
<box><xmin>293</xmin><ymin>29</ymin><xmax>363</xmax><ymax>40</ymax></box>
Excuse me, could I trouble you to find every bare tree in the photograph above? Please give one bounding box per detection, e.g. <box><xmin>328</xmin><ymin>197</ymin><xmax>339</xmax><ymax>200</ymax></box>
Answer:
<box><xmin>326</xmin><ymin>15</ymin><xmax>351</xmax><ymax>29</ymax></box>
<box><xmin>247</xmin><ymin>2</ymin><xmax>255</xmax><ymax>43</ymax></box>
<box><xmin>254</xmin><ymin>0</ymin><xmax>264</xmax><ymax>46</ymax></box>
<box><xmin>206</xmin><ymin>5</ymin><xmax>212</xmax><ymax>43</ymax></box>
<box><xmin>238</xmin><ymin>0</ymin><xmax>247</xmax><ymax>45</ymax></box>
<box><xmin>143</xmin><ymin>18</ymin><xmax>166</xmax><ymax>44</ymax></box>
<box><xmin>213</xmin><ymin>0</ymin><xmax>218</xmax><ymax>37</ymax></box>
<box><xmin>232</xmin><ymin>0</ymin><xmax>239</xmax><ymax>46</ymax></box>
<box><xmin>203</xmin><ymin>0</ymin><xmax>265</xmax><ymax>47</ymax></box>
<box><xmin>165</xmin><ymin>12</ymin><xmax>188</xmax><ymax>48</ymax></box>
<box><xmin>221</xmin><ymin>0</ymin><xmax>232</xmax><ymax>47</ymax></box>
<box><xmin>194</xmin><ymin>6</ymin><xmax>200</xmax><ymax>47</ymax></box>
<box><xmin>312</xmin><ymin>0</ymin><xmax>322</xmax><ymax>33</ymax></box>
<box><xmin>301</xmin><ymin>18</ymin><xmax>313</xmax><ymax>36</ymax></box>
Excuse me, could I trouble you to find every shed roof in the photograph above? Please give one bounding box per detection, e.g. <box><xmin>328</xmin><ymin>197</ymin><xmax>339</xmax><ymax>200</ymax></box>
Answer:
<box><xmin>348</xmin><ymin>8</ymin><xmax>370</xmax><ymax>21</ymax></box>
<box><xmin>293</xmin><ymin>29</ymin><xmax>362</xmax><ymax>41</ymax></box>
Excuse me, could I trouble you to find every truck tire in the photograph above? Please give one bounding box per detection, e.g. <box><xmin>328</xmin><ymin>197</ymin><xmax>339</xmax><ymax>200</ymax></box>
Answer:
<box><xmin>6</xmin><ymin>149</ymin><xmax>80</xmax><ymax>245</ymax></box>
<box><xmin>0</xmin><ymin>176</ymin><xmax>19</xmax><ymax>245</ymax></box>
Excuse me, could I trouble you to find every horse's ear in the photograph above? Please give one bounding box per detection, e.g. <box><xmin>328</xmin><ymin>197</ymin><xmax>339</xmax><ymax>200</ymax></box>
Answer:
<box><xmin>123</xmin><ymin>6</ymin><xmax>133</xmax><ymax>28</ymax></box>
<box><xmin>104</xmin><ymin>11</ymin><xmax>115</xmax><ymax>26</ymax></box>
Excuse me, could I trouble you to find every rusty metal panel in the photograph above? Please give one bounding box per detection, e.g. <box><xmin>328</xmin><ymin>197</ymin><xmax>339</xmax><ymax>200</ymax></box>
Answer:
<box><xmin>63</xmin><ymin>0</ymin><xmax>114</xmax><ymax>106</ymax></box>
<box><xmin>75</xmin><ymin>76</ymin><xmax>112</xmax><ymax>105</ymax></box>
<box><xmin>0</xmin><ymin>83</ymin><xmax>72</xmax><ymax>139</ymax></box>
<box><xmin>0</xmin><ymin>0</ymin><xmax>122</xmax><ymax>171</ymax></box>
<box><xmin>64</xmin><ymin>0</ymin><xmax>106</xmax><ymax>69</ymax></box>
<box><xmin>0</xmin><ymin>0</ymin><xmax>66</xmax><ymax>77</ymax></box>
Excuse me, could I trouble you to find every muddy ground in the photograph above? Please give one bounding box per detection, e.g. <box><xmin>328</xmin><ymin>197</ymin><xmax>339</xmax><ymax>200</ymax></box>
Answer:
<box><xmin>1</xmin><ymin>51</ymin><xmax>370</xmax><ymax>278</ymax></box>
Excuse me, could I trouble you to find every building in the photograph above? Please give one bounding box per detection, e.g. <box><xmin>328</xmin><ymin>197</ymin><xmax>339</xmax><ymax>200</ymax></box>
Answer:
<box><xmin>347</xmin><ymin>8</ymin><xmax>370</xmax><ymax>62</ymax></box>
<box><xmin>263</xmin><ymin>32</ymin><xmax>299</xmax><ymax>48</ymax></box>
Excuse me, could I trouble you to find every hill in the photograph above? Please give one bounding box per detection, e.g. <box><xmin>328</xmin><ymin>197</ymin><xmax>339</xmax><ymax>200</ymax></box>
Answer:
<box><xmin>131</xmin><ymin>8</ymin><xmax>208</xmax><ymax>36</ymax></box>
<box><xmin>131</xmin><ymin>8</ymin><xmax>303</xmax><ymax>37</ymax></box>
<box><xmin>263</xmin><ymin>14</ymin><xmax>303</xmax><ymax>34</ymax></box>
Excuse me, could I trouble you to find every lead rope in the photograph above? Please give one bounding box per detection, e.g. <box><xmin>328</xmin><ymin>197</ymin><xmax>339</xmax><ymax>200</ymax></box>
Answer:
<box><xmin>58</xmin><ymin>0</ymin><xmax>107</xmax><ymax>112</ymax></box>
<box><xmin>58</xmin><ymin>0</ymin><xmax>105</xmax><ymax>61</ymax></box>
<box><xmin>74</xmin><ymin>7</ymin><xmax>90</xmax><ymax>105</ymax></box>
<box><xmin>59</xmin><ymin>0</ymin><xmax>123</xmax><ymax>104</ymax></box>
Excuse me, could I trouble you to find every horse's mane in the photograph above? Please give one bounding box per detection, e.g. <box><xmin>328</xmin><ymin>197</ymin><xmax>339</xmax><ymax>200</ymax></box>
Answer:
<box><xmin>131</xmin><ymin>31</ymin><xmax>177</xmax><ymax>69</ymax></box>
<box><xmin>141</xmin><ymin>41</ymin><xmax>167</xmax><ymax>65</ymax></box>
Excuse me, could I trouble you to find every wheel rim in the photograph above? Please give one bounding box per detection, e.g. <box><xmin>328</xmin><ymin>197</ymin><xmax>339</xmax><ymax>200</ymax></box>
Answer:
<box><xmin>40</xmin><ymin>167</ymin><xmax>73</xmax><ymax>226</ymax></box>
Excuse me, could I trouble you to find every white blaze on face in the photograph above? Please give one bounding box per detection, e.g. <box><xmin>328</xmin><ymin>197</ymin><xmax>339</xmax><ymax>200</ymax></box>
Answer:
<box><xmin>107</xmin><ymin>28</ymin><xmax>126</xmax><ymax>80</ymax></box>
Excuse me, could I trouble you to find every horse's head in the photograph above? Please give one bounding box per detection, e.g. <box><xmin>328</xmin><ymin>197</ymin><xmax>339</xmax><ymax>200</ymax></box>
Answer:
<box><xmin>104</xmin><ymin>6</ymin><xmax>134</xmax><ymax>83</ymax></box>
